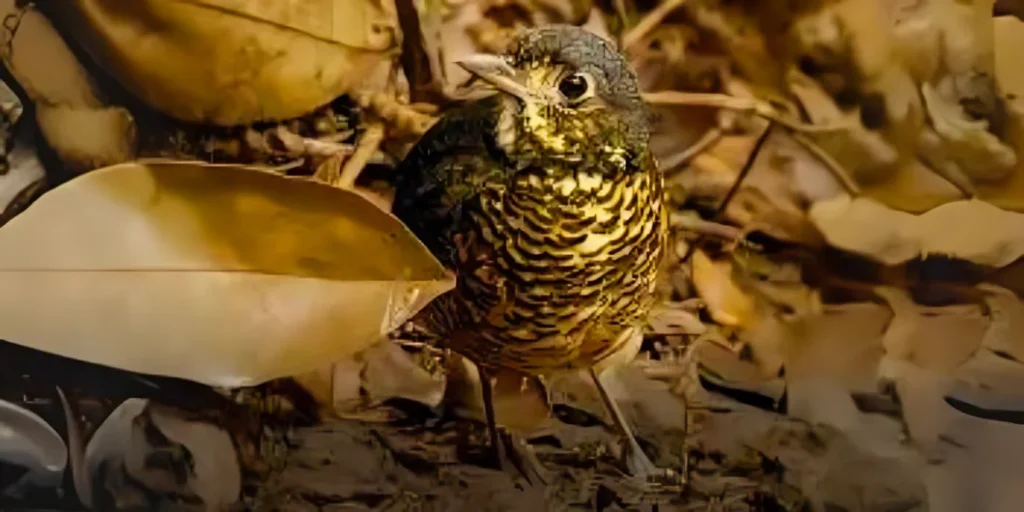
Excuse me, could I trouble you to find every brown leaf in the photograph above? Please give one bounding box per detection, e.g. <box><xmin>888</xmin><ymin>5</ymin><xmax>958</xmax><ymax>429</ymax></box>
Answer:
<box><xmin>810</xmin><ymin>196</ymin><xmax>1024</xmax><ymax>267</ymax></box>
<box><xmin>978</xmin><ymin>285</ymin><xmax>1024</xmax><ymax>363</ymax></box>
<box><xmin>290</xmin><ymin>357</ymin><xmax>363</xmax><ymax>418</ymax></box>
<box><xmin>0</xmin><ymin>160</ymin><xmax>455</xmax><ymax>387</ymax></box>
<box><xmin>875</xmin><ymin>287</ymin><xmax>986</xmax><ymax>373</ymax></box>
<box><xmin>361</xmin><ymin>340</ymin><xmax>445</xmax><ymax>408</ymax></box>
<box><xmin>34</xmin><ymin>106</ymin><xmax>135</xmax><ymax>173</ymax></box>
<box><xmin>691</xmin><ymin>249</ymin><xmax>755</xmax><ymax>328</ymax></box>
<box><xmin>0</xmin><ymin>1</ymin><xmax>136</xmax><ymax>172</ymax></box>
<box><xmin>783</xmin><ymin>303</ymin><xmax>890</xmax><ymax>393</ymax></box>
<box><xmin>52</xmin><ymin>0</ymin><xmax>398</xmax><ymax>125</ymax></box>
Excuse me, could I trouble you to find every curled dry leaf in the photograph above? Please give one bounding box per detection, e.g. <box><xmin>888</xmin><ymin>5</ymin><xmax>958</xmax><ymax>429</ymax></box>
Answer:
<box><xmin>0</xmin><ymin>160</ymin><xmax>454</xmax><ymax>387</ymax></box>
<box><xmin>921</xmin><ymin>83</ymin><xmax>1017</xmax><ymax>183</ymax></box>
<box><xmin>0</xmin><ymin>0</ymin><xmax>135</xmax><ymax>172</ymax></box>
<box><xmin>81</xmin><ymin>399</ymin><xmax>240</xmax><ymax>511</ymax></box>
<box><xmin>0</xmin><ymin>399</ymin><xmax>66</xmax><ymax>498</ymax></box>
<box><xmin>787</xmin><ymin>73</ymin><xmax>899</xmax><ymax>185</ymax></box>
<box><xmin>35</xmin><ymin>106</ymin><xmax>135</xmax><ymax>174</ymax></box>
<box><xmin>361</xmin><ymin>340</ymin><xmax>446</xmax><ymax>408</ymax></box>
<box><xmin>52</xmin><ymin>0</ymin><xmax>398</xmax><ymax>125</ymax></box>
<box><xmin>691</xmin><ymin>249</ymin><xmax>755</xmax><ymax>328</ymax></box>
<box><xmin>293</xmin><ymin>339</ymin><xmax>445</xmax><ymax>419</ymax></box>
<box><xmin>647</xmin><ymin>302</ymin><xmax>707</xmax><ymax>336</ymax></box>
<box><xmin>290</xmin><ymin>357</ymin><xmax>364</xmax><ymax>418</ymax></box>
<box><xmin>810</xmin><ymin>195</ymin><xmax>1024</xmax><ymax>267</ymax></box>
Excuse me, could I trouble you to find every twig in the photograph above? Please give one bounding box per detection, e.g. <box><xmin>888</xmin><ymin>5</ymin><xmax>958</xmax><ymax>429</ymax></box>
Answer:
<box><xmin>134</xmin><ymin>157</ymin><xmax>305</xmax><ymax>175</ymax></box>
<box><xmin>622</xmin><ymin>0</ymin><xmax>686</xmax><ymax>51</ymax></box>
<box><xmin>789</xmin><ymin>132</ymin><xmax>861</xmax><ymax>195</ymax></box>
<box><xmin>660</xmin><ymin>128</ymin><xmax>722</xmax><ymax>172</ymax></box>
<box><xmin>643</xmin><ymin>91</ymin><xmax>850</xmax><ymax>133</ymax></box>
<box><xmin>335</xmin><ymin>123</ymin><xmax>385</xmax><ymax>189</ymax></box>
<box><xmin>352</xmin><ymin>90</ymin><xmax>436</xmax><ymax>137</ymax></box>
<box><xmin>393</xmin><ymin>0</ymin><xmax>439</xmax><ymax>104</ymax></box>
<box><xmin>670</xmin><ymin>212</ymin><xmax>743</xmax><ymax>241</ymax></box>
<box><xmin>613</xmin><ymin>0</ymin><xmax>629</xmax><ymax>33</ymax></box>
<box><xmin>272</xmin><ymin>126</ymin><xmax>353</xmax><ymax>159</ymax></box>
<box><xmin>681</xmin><ymin>122</ymin><xmax>775</xmax><ymax>263</ymax></box>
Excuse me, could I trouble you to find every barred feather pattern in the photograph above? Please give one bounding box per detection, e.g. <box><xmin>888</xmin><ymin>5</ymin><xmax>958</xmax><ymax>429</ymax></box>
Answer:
<box><xmin>416</xmin><ymin>160</ymin><xmax>665</xmax><ymax>375</ymax></box>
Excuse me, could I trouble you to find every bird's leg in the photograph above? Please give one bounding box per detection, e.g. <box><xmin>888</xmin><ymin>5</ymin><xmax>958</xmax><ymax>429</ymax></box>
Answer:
<box><xmin>476</xmin><ymin>366</ymin><xmax>550</xmax><ymax>485</ymax></box>
<box><xmin>588</xmin><ymin>367</ymin><xmax>659</xmax><ymax>479</ymax></box>
<box><xmin>478</xmin><ymin>366</ymin><xmax>508</xmax><ymax>469</ymax></box>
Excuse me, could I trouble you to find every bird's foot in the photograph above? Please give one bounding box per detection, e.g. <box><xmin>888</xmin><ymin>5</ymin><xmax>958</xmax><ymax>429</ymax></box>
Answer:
<box><xmin>483</xmin><ymin>428</ymin><xmax>550</xmax><ymax>486</ymax></box>
<box><xmin>618</xmin><ymin>436</ymin><xmax>684</xmax><ymax>494</ymax></box>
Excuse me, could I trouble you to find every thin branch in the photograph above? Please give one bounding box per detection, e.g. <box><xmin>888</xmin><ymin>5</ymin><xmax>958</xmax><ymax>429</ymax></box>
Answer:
<box><xmin>789</xmin><ymin>132</ymin><xmax>862</xmax><ymax>195</ymax></box>
<box><xmin>670</xmin><ymin>212</ymin><xmax>744</xmax><ymax>241</ymax></box>
<box><xmin>643</xmin><ymin>91</ymin><xmax>851</xmax><ymax>133</ymax></box>
<box><xmin>622</xmin><ymin>0</ymin><xmax>686</xmax><ymax>52</ymax></box>
<box><xmin>681</xmin><ymin>122</ymin><xmax>775</xmax><ymax>263</ymax></box>
<box><xmin>335</xmin><ymin>123</ymin><xmax>385</xmax><ymax>189</ymax></box>
<box><xmin>660</xmin><ymin>128</ymin><xmax>722</xmax><ymax>172</ymax></box>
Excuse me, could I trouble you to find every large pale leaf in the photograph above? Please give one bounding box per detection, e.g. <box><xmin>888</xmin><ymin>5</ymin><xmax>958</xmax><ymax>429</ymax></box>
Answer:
<box><xmin>51</xmin><ymin>0</ymin><xmax>398</xmax><ymax>125</ymax></box>
<box><xmin>0</xmin><ymin>161</ymin><xmax>454</xmax><ymax>387</ymax></box>
<box><xmin>810</xmin><ymin>195</ymin><xmax>1024</xmax><ymax>266</ymax></box>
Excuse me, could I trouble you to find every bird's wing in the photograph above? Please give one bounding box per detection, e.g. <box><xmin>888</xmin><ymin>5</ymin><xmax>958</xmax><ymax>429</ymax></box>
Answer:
<box><xmin>392</xmin><ymin>97</ymin><xmax>509</xmax><ymax>268</ymax></box>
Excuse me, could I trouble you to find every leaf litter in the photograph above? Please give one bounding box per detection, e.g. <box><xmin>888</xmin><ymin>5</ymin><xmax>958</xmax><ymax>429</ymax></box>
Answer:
<box><xmin>0</xmin><ymin>0</ymin><xmax>1022</xmax><ymax>511</ymax></box>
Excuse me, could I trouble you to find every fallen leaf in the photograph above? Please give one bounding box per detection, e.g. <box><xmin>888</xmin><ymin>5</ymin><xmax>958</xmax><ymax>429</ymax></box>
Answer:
<box><xmin>887</xmin><ymin>360</ymin><xmax>1024</xmax><ymax>511</ymax></box>
<box><xmin>953</xmin><ymin>349</ymin><xmax>1024</xmax><ymax>405</ymax></box>
<box><xmin>879</xmin><ymin>286</ymin><xmax>986</xmax><ymax>371</ymax></box>
<box><xmin>808</xmin><ymin>195</ymin><xmax>918</xmax><ymax>265</ymax></box>
<box><xmin>361</xmin><ymin>340</ymin><xmax>445</xmax><ymax>407</ymax></box>
<box><xmin>0</xmin><ymin>0</ymin><xmax>135</xmax><ymax>172</ymax></box>
<box><xmin>0</xmin><ymin>101</ymin><xmax>47</xmax><ymax>227</ymax></box>
<box><xmin>51</xmin><ymin>0</ymin><xmax>398</xmax><ymax>125</ymax></box>
<box><xmin>82</xmin><ymin>399</ymin><xmax>240</xmax><ymax>510</ymax></box>
<box><xmin>976</xmin><ymin>285</ymin><xmax>1024</xmax><ymax>362</ymax></box>
<box><xmin>646</xmin><ymin>302</ymin><xmax>706</xmax><ymax>336</ymax></box>
<box><xmin>694</xmin><ymin>338</ymin><xmax>785</xmax><ymax>408</ymax></box>
<box><xmin>290</xmin><ymin>357</ymin><xmax>363</xmax><ymax>418</ymax></box>
<box><xmin>783</xmin><ymin>302</ymin><xmax>890</xmax><ymax>393</ymax></box>
<box><xmin>788</xmin><ymin>73</ymin><xmax>901</xmax><ymax>184</ymax></box>
<box><xmin>810</xmin><ymin>196</ymin><xmax>1024</xmax><ymax>267</ymax></box>
<box><xmin>0</xmin><ymin>160</ymin><xmax>455</xmax><ymax>387</ymax></box>
<box><xmin>691</xmin><ymin>249</ymin><xmax>755</xmax><ymax>328</ymax></box>
<box><xmin>921</xmin><ymin>82</ymin><xmax>1016</xmax><ymax>182</ymax></box>
<box><xmin>34</xmin><ymin>106</ymin><xmax>135</xmax><ymax>174</ymax></box>
<box><xmin>0</xmin><ymin>399</ymin><xmax>66</xmax><ymax>498</ymax></box>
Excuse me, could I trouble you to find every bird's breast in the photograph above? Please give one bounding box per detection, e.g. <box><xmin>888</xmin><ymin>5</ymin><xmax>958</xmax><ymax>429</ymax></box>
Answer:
<box><xmin>446</xmin><ymin>164</ymin><xmax>664</xmax><ymax>372</ymax></box>
<box><xmin>480</xmin><ymin>168</ymin><xmax>655</xmax><ymax>272</ymax></box>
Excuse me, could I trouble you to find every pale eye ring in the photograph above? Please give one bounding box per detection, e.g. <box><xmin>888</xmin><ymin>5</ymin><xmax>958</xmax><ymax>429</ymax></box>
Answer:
<box><xmin>558</xmin><ymin>72</ymin><xmax>593</xmax><ymax>103</ymax></box>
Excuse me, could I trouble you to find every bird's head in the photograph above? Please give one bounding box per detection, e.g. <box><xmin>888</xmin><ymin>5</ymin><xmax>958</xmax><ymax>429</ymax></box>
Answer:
<box><xmin>457</xmin><ymin>25</ymin><xmax>650</xmax><ymax>171</ymax></box>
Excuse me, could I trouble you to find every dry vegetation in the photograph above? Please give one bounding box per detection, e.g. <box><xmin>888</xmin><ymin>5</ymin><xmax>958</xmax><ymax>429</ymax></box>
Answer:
<box><xmin>0</xmin><ymin>0</ymin><xmax>1020</xmax><ymax>510</ymax></box>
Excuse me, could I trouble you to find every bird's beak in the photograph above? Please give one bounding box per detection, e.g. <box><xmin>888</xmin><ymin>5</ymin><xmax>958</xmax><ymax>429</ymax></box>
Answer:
<box><xmin>456</xmin><ymin>53</ymin><xmax>535</xmax><ymax>102</ymax></box>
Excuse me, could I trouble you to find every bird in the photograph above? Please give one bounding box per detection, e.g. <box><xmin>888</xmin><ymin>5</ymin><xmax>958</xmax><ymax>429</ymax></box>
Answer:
<box><xmin>392</xmin><ymin>24</ymin><xmax>667</xmax><ymax>481</ymax></box>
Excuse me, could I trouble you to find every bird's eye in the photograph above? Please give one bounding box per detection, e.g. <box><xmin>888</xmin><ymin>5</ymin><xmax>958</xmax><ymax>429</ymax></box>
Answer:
<box><xmin>558</xmin><ymin>73</ymin><xmax>591</xmax><ymax>102</ymax></box>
